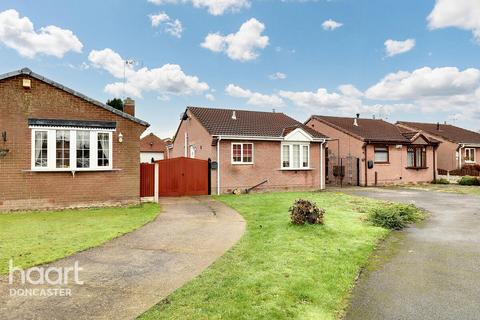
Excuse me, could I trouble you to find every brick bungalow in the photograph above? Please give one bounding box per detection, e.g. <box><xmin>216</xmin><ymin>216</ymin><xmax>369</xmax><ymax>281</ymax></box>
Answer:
<box><xmin>305</xmin><ymin>115</ymin><xmax>440</xmax><ymax>186</ymax></box>
<box><xmin>396</xmin><ymin>121</ymin><xmax>480</xmax><ymax>171</ymax></box>
<box><xmin>171</xmin><ymin>106</ymin><xmax>328</xmax><ymax>194</ymax></box>
<box><xmin>140</xmin><ymin>133</ymin><xmax>169</xmax><ymax>163</ymax></box>
<box><xmin>0</xmin><ymin>68</ymin><xmax>149</xmax><ymax>211</ymax></box>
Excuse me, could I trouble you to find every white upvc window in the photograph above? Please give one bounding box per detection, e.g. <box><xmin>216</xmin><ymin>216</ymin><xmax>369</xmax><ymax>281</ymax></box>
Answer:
<box><xmin>281</xmin><ymin>143</ymin><xmax>310</xmax><ymax>170</ymax></box>
<box><xmin>31</xmin><ymin>128</ymin><xmax>113</xmax><ymax>171</ymax></box>
<box><xmin>465</xmin><ymin>148</ymin><xmax>476</xmax><ymax>163</ymax></box>
<box><xmin>231</xmin><ymin>143</ymin><xmax>254</xmax><ymax>164</ymax></box>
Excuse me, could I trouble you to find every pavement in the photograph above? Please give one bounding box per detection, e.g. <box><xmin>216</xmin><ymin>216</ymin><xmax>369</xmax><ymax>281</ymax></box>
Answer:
<box><xmin>344</xmin><ymin>188</ymin><xmax>480</xmax><ymax>320</ymax></box>
<box><xmin>0</xmin><ymin>196</ymin><xmax>246</xmax><ymax>320</ymax></box>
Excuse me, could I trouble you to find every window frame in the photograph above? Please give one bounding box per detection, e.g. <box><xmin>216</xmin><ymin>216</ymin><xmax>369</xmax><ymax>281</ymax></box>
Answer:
<box><xmin>407</xmin><ymin>146</ymin><xmax>427</xmax><ymax>169</ymax></box>
<box><xmin>465</xmin><ymin>148</ymin><xmax>476</xmax><ymax>163</ymax></box>
<box><xmin>231</xmin><ymin>143</ymin><xmax>254</xmax><ymax>164</ymax></box>
<box><xmin>30</xmin><ymin>128</ymin><xmax>113</xmax><ymax>172</ymax></box>
<box><xmin>374</xmin><ymin>145</ymin><xmax>390</xmax><ymax>164</ymax></box>
<box><xmin>281</xmin><ymin>142</ymin><xmax>310</xmax><ymax>170</ymax></box>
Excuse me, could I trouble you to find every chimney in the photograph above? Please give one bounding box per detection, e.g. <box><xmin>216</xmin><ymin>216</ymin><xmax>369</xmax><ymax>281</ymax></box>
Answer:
<box><xmin>353</xmin><ymin>118</ymin><xmax>359</xmax><ymax>127</ymax></box>
<box><xmin>372</xmin><ymin>114</ymin><xmax>376</xmax><ymax>120</ymax></box>
<box><xmin>232</xmin><ymin>111</ymin><xmax>237</xmax><ymax>120</ymax></box>
<box><xmin>356</xmin><ymin>113</ymin><xmax>360</xmax><ymax>119</ymax></box>
<box><xmin>436</xmin><ymin>122</ymin><xmax>440</xmax><ymax>130</ymax></box>
<box><xmin>123</xmin><ymin>97</ymin><xmax>135</xmax><ymax>116</ymax></box>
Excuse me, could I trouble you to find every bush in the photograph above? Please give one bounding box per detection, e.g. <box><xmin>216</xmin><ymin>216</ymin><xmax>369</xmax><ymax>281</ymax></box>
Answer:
<box><xmin>368</xmin><ymin>203</ymin><xmax>423</xmax><ymax>230</ymax></box>
<box><xmin>458</xmin><ymin>176</ymin><xmax>480</xmax><ymax>186</ymax></box>
<box><xmin>289</xmin><ymin>199</ymin><xmax>325</xmax><ymax>225</ymax></box>
<box><xmin>432</xmin><ymin>178</ymin><xmax>450</xmax><ymax>184</ymax></box>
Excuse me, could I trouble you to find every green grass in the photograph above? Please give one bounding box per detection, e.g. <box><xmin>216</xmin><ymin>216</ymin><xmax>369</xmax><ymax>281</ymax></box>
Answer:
<box><xmin>139</xmin><ymin>192</ymin><xmax>393</xmax><ymax>320</ymax></box>
<box><xmin>0</xmin><ymin>203</ymin><xmax>160</xmax><ymax>274</ymax></box>
<box><xmin>403</xmin><ymin>183</ymin><xmax>480</xmax><ymax>196</ymax></box>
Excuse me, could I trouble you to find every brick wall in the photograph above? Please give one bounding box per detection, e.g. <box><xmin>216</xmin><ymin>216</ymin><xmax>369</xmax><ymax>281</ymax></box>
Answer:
<box><xmin>0</xmin><ymin>75</ymin><xmax>147</xmax><ymax>211</ymax></box>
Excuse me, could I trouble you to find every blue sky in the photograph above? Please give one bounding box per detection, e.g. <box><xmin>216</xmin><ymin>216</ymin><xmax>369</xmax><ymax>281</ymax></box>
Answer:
<box><xmin>1</xmin><ymin>0</ymin><xmax>480</xmax><ymax>137</ymax></box>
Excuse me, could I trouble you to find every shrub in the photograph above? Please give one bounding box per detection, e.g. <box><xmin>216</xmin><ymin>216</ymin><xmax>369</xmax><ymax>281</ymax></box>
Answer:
<box><xmin>289</xmin><ymin>199</ymin><xmax>325</xmax><ymax>225</ymax></box>
<box><xmin>458</xmin><ymin>176</ymin><xmax>480</xmax><ymax>186</ymax></box>
<box><xmin>432</xmin><ymin>178</ymin><xmax>449</xmax><ymax>185</ymax></box>
<box><xmin>368</xmin><ymin>203</ymin><xmax>423</xmax><ymax>230</ymax></box>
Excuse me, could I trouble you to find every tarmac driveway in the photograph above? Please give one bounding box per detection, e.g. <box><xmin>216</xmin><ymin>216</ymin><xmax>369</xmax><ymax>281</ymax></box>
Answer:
<box><xmin>0</xmin><ymin>197</ymin><xmax>245</xmax><ymax>320</ymax></box>
<box><xmin>344</xmin><ymin>188</ymin><xmax>480</xmax><ymax>320</ymax></box>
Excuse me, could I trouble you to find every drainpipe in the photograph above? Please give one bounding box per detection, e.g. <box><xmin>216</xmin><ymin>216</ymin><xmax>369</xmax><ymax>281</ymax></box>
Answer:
<box><xmin>320</xmin><ymin>140</ymin><xmax>326</xmax><ymax>190</ymax></box>
<box><xmin>458</xmin><ymin>144</ymin><xmax>464</xmax><ymax>169</ymax></box>
<box><xmin>217</xmin><ymin>136</ymin><xmax>222</xmax><ymax>195</ymax></box>
<box><xmin>363</xmin><ymin>143</ymin><xmax>368</xmax><ymax>187</ymax></box>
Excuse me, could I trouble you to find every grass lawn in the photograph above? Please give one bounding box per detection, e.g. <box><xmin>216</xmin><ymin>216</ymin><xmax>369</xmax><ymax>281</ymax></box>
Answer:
<box><xmin>0</xmin><ymin>203</ymin><xmax>160</xmax><ymax>275</ymax></box>
<box><xmin>139</xmin><ymin>192</ymin><xmax>393</xmax><ymax>320</ymax></box>
<box><xmin>402</xmin><ymin>183</ymin><xmax>480</xmax><ymax>196</ymax></box>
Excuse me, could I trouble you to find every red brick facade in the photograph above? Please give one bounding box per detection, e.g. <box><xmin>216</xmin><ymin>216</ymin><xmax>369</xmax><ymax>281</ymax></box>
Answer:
<box><xmin>0</xmin><ymin>73</ymin><xmax>148</xmax><ymax>211</ymax></box>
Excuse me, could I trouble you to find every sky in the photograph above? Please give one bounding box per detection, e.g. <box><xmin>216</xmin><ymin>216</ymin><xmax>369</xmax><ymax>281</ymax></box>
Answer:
<box><xmin>1</xmin><ymin>0</ymin><xmax>480</xmax><ymax>138</ymax></box>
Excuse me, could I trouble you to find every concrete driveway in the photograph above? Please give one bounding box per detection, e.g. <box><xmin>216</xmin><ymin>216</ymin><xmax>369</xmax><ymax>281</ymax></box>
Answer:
<box><xmin>0</xmin><ymin>197</ymin><xmax>245</xmax><ymax>320</ymax></box>
<box><xmin>344</xmin><ymin>188</ymin><xmax>480</xmax><ymax>320</ymax></box>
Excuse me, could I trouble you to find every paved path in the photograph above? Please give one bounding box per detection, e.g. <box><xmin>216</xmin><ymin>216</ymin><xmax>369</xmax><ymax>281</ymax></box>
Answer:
<box><xmin>0</xmin><ymin>197</ymin><xmax>245</xmax><ymax>320</ymax></box>
<box><xmin>344</xmin><ymin>188</ymin><xmax>480</xmax><ymax>320</ymax></box>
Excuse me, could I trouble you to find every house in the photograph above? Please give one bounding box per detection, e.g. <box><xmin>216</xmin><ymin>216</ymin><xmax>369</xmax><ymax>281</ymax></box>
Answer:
<box><xmin>305</xmin><ymin>115</ymin><xmax>439</xmax><ymax>186</ymax></box>
<box><xmin>140</xmin><ymin>133</ymin><xmax>169</xmax><ymax>163</ymax></box>
<box><xmin>171</xmin><ymin>106</ymin><xmax>328</xmax><ymax>194</ymax></box>
<box><xmin>396</xmin><ymin>121</ymin><xmax>480</xmax><ymax>171</ymax></box>
<box><xmin>0</xmin><ymin>68</ymin><xmax>149</xmax><ymax>211</ymax></box>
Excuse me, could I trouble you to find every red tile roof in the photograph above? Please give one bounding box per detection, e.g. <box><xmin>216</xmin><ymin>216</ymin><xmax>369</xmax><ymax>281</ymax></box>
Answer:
<box><xmin>188</xmin><ymin>107</ymin><xmax>327</xmax><ymax>139</ymax></box>
<box><xmin>397</xmin><ymin>121</ymin><xmax>480</xmax><ymax>144</ymax></box>
<box><xmin>311</xmin><ymin>115</ymin><xmax>409</xmax><ymax>143</ymax></box>
<box><xmin>140</xmin><ymin>133</ymin><xmax>168</xmax><ymax>152</ymax></box>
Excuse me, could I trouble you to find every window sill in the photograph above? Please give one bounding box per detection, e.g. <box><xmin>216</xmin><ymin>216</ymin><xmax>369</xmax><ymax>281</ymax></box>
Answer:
<box><xmin>374</xmin><ymin>162</ymin><xmax>390</xmax><ymax>165</ymax></box>
<box><xmin>405</xmin><ymin>167</ymin><xmax>429</xmax><ymax>170</ymax></box>
<box><xmin>24</xmin><ymin>168</ymin><xmax>121</xmax><ymax>173</ymax></box>
<box><xmin>231</xmin><ymin>162</ymin><xmax>254</xmax><ymax>165</ymax></box>
<box><xmin>280</xmin><ymin>168</ymin><xmax>313</xmax><ymax>171</ymax></box>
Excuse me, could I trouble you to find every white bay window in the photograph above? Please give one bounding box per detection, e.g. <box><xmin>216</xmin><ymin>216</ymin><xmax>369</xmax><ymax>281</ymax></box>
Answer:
<box><xmin>31</xmin><ymin>128</ymin><xmax>113</xmax><ymax>171</ymax></box>
<box><xmin>281</xmin><ymin>143</ymin><xmax>310</xmax><ymax>170</ymax></box>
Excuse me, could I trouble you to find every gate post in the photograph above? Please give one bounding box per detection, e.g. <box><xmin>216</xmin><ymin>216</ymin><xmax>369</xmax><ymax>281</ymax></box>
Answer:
<box><xmin>154</xmin><ymin>162</ymin><xmax>159</xmax><ymax>202</ymax></box>
<box><xmin>208</xmin><ymin>158</ymin><xmax>212</xmax><ymax>195</ymax></box>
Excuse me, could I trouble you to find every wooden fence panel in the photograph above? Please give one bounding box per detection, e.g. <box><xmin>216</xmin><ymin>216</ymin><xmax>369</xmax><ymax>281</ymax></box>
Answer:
<box><xmin>140</xmin><ymin>163</ymin><xmax>155</xmax><ymax>197</ymax></box>
<box><xmin>157</xmin><ymin>157</ymin><xmax>209</xmax><ymax>197</ymax></box>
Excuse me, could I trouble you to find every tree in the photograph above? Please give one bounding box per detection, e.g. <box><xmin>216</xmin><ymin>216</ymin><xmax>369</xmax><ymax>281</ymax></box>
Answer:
<box><xmin>106</xmin><ymin>98</ymin><xmax>124</xmax><ymax>111</ymax></box>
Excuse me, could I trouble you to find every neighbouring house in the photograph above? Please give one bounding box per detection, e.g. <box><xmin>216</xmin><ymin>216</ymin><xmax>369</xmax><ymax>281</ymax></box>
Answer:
<box><xmin>396</xmin><ymin>121</ymin><xmax>480</xmax><ymax>171</ymax></box>
<box><xmin>305</xmin><ymin>114</ymin><xmax>440</xmax><ymax>186</ymax></box>
<box><xmin>140</xmin><ymin>133</ymin><xmax>169</xmax><ymax>163</ymax></box>
<box><xmin>171</xmin><ymin>106</ymin><xmax>328</xmax><ymax>194</ymax></box>
<box><xmin>0</xmin><ymin>68</ymin><xmax>149</xmax><ymax>211</ymax></box>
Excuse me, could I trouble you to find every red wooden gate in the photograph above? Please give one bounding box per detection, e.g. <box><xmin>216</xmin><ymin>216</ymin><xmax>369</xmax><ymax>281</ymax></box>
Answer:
<box><xmin>140</xmin><ymin>163</ymin><xmax>155</xmax><ymax>197</ymax></box>
<box><xmin>157</xmin><ymin>157</ymin><xmax>209</xmax><ymax>197</ymax></box>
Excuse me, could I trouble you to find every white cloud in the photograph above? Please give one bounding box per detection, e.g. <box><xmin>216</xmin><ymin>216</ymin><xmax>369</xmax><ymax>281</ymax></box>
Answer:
<box><xmin>269</xmin><ymin>72</ymin><xmax>287</xmax><ymax>80</ymax></box>
<box><xmin>149</xmin><ymin>12</ymin><xmax>183</xmax><ymax>38</ymax></box>
<box><xmin>384</xmin><ymin>39</ymin><xmax>415</xmax><ymax>57</ymax></box>
<box><xmin>365</xmin><ymin>67</ymin><xmax>480</xmax><ymax>100</ymax></box>
<box><xmin>149</xmin><ymin>12</ymin><xmax>170</xmax><ymax>27</ymax></box>
<box><xmin>322</xmin><ymin>19</ymin><xmax>343</xmax><ymax>31</ymax></box>
<box><xmin>225</xmin><ymin>84</ymin><xmax>284</xmax><ymax>107</ymax></box>
<box><xmin>147</xmin><ymin>0</ymin><xmax>250</xmax><ymax>16</ymax></box>
<box><xmin>279</xmin><ymin>84</ymin><xmax>411</xmax><ymax>116</ymax></box>
<box><xmin>279</xmin><ymin>87</ymin><xmax>362</xmax><ymax>113</ymax></box>
<box><xmin>428</xmin><ymin>0</ymin><xmax>480</xmax><ymax>41</ymax></box>
<box><xmin>201</xmin><ymin>18</ymin><xmax>269</xmax><ymax>61</ymax></box>
<box><xmin>0</xmin><ymin>9</ymin><xmax>83</xmax><ymax>58</ymax></box>
<box><xmin>205</xmin><ymin>93</ymin><xmax>215</xmax><ymax>101</ymax></box>
<box><xmin>88</xmin><ymin>48</ymin><xmax>209</xmax><ymax>98</ymax></box>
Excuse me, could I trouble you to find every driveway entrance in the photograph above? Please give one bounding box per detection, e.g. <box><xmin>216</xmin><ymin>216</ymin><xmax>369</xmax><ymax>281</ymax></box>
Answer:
<box><xmin>0</xmin><ymin>197</ymin><xmax>245</xmax><ymax>320</ymax></box>
<box><xmin>344</xmin><ymin>188</ymin><xmax>480</xmax><ymax>320</ymax></box>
